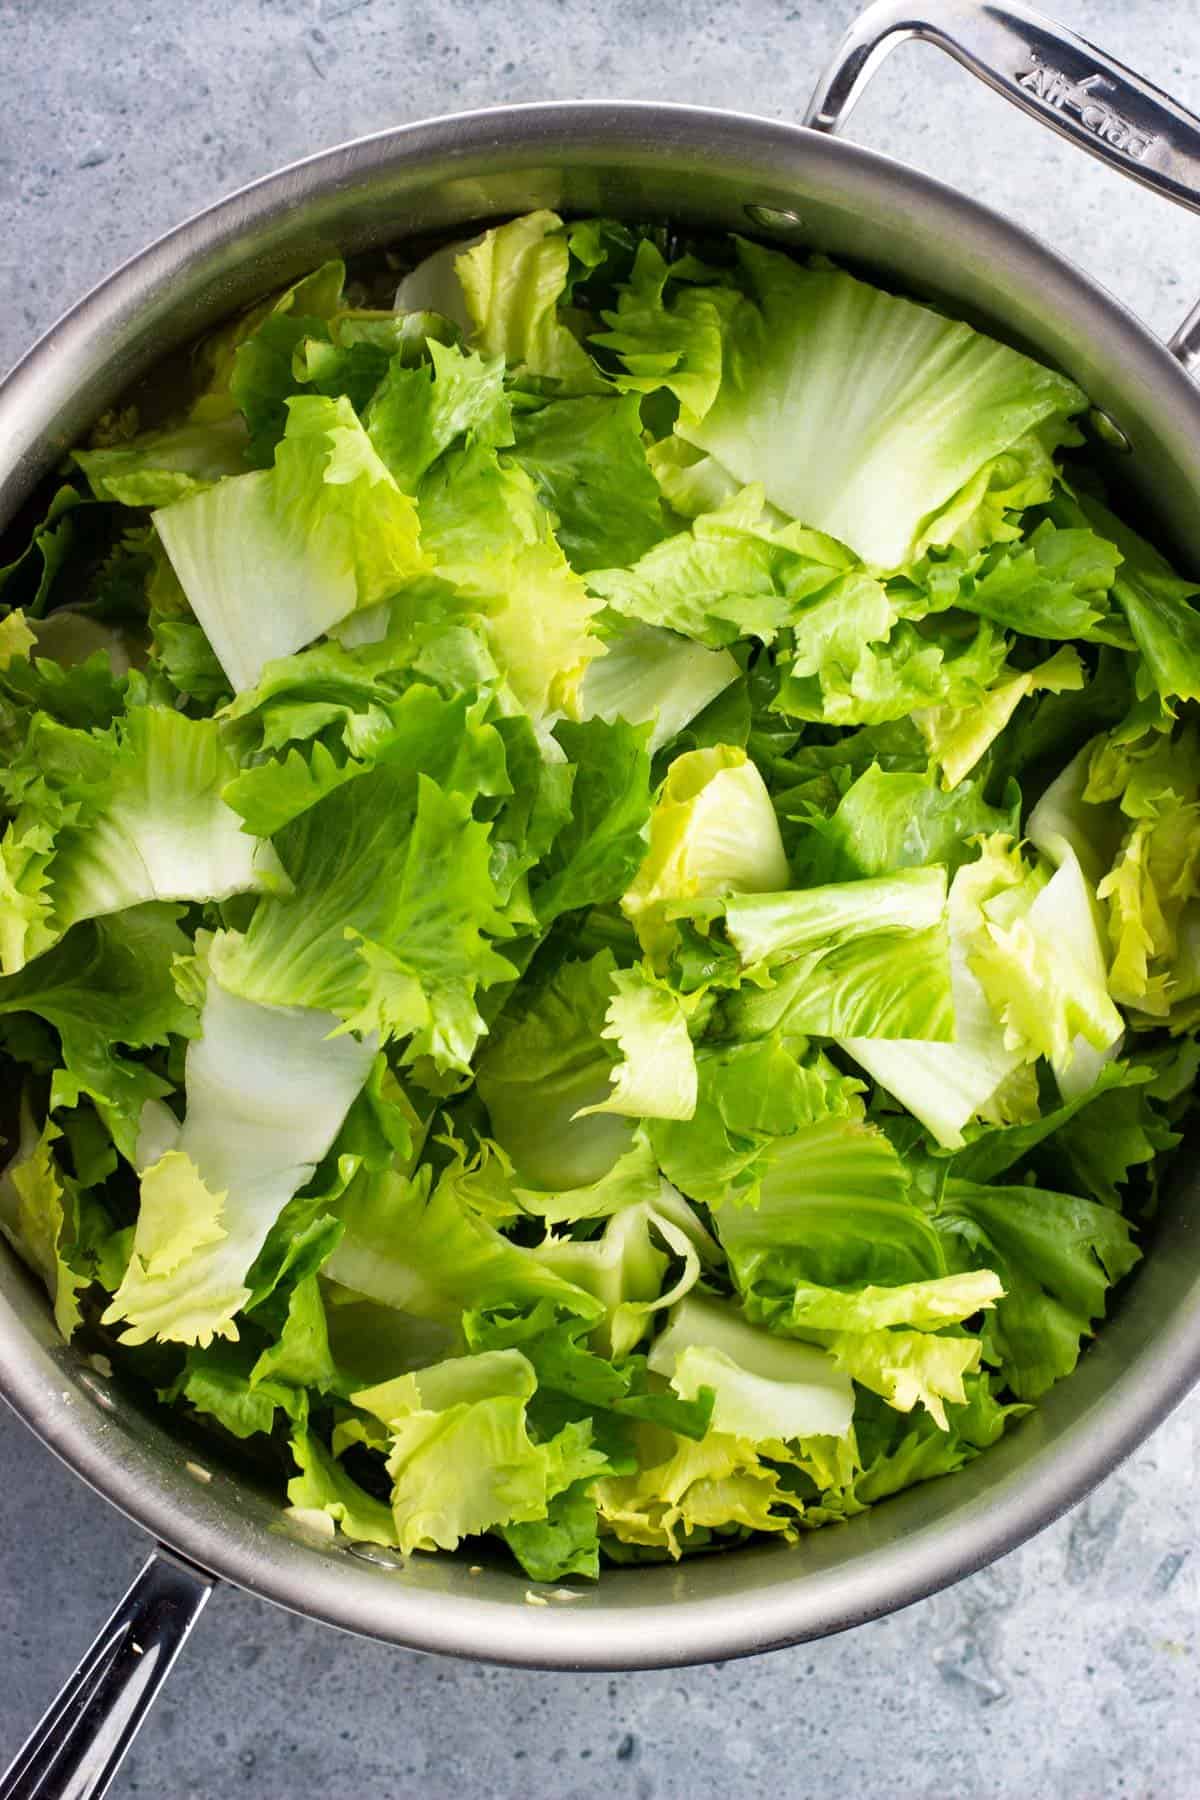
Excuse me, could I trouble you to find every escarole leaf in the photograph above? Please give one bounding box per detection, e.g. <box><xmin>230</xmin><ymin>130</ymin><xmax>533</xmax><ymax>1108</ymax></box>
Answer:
<box><xmin>534</xmin><ymin>1192</ymin><xmax>705</xmax><ymax>1358</ymax></box>
<box><xmin>154</xmin><ymin>394</ymin><xmax>428</xmax><ymax>692</ymax></box>
<box><xmin>916</xmin><ymin>646</ymin><xmax>1085</xmax><ymax>790</ymax></box>
<box><xmin>361</xmin><ymin>1356</ymin><xmax>533</xmax><ymax>1553</ymax></box>
<box><xmin>827</xmin><ymin>1329</ymin><xmax>985</xmax><ymax>1431</ymax></box>
<box><xmin>622</xmin><ymin>745</ymin><xmax>789</xmax><ymax>962</ymax></box>
<box><xmin>220</xmin><ymin>661</ymin><xmax>509</xmax><ymax>836</ymax></box>
<box><xmin>716</xmin><ymin>1116</ymin><xmax>946</xmax><ymax>1297</ymax></box>
<box><xmin>212</xmin><ymin>764</ymin><xmax>514</xmax><ymax>1074</ymax></box>
<box><xmin>1035</xmin><ymin>725</ymin><xmax>1200</xmax><ymax>1025</ymax></box>
<box><xmin>947</xmin><ymin>1055</ymin><xmax>1172</xmax><ymax>1206</ymax></box>
<box><xmin>11</xmin><ymin>707</ymin><xmax>286</xmax><ymax>941</ymax></box>
<box><xmin>287</xmin><ymin>1428</ymin><xmax>399</xmax><ymax>1546</ymax></box>
<box><xmin>838</xmin><ymin>849</ymin><xmax>1031</xmax><ymax>1149</ymax></box>
<box><xmin>0</xmin><ymin>486</ymin><xmax>88</xmax><ymax>621</ymax></box>
<box><xmin>936</xmin><ymin>1176</ymin><xmax>1140</xmax><ymax>1398</ymax></box>
<box><xmin>651</xmin><ymin>1036</ymin><xmax>865</xmax><ymax>1210</ymax></box>
<box><xmin>838</xmin><ymin>1004</ymin><xmax>1027</xmax><ymax>1152</ymax></box>
<box><xmin>1073</xmin><ymin>492</ymin><xmax>1200</xmax><ymax>708</ymax></box>
<box><xmin>506</xmin><ymin>1135</ymin><xmax>665</xmax><ymax>1228</ymax></box>
<box><xmin>354</xmin><ymin>1347</ymin><xmax>608</xmax><ymax>1554</ymax></box>
<box><xmin>955</xmin><ymin>835</ymin><xmax>1123</xmax><ymax>1075</ymax></box>
<box><xmin>464</xmin><ymin>1300</ymin><xmax>713</xmax><ymax>1444</ymax></box>
<box><xmin>951</xmin><ymin>520</ymin><xmax>1126</xmax><ymax>643</ymax></box>
<box><xmin>593</xmin><ymin>239</ymin><xmax>741</xmax><ymax>425</ymax></box>
<box><xmin>724</xmin><ymin>867</ymin><xmax>953</xmax><ymax>1043</ymax></box>
<box><xmin>0</xmin><ymin>1109</ymin><xmax>87</xmax><ymax>1339</ymax></box>
<box><xmin>143</xmin><ymin>1325</ymin><xmax>311</xmax><ymax>1442</ymax></box>
<box><xmin>476</xmin><ymin>953</ymin><xmax>640</xmax><ymax>1190</ymax></box>
<box><xmin>792</xmin><ymin>760</ymin><xmax>1016</xmax><ymax>886</ymax></box>
<box><xmin>595</xmin><ymin>1427</ymin><xmax>804</xmax><ymax>1558</ymax></box>
<box><xmin>0</xmin><ymin>610</ymin><xmax>36</xmax><ymax>667</ymax></box>
<box><xmin>418</xmin><ymin>441</ymin><xmax>605</xmax><ymax>722</ymax></box>
<box><xmin>104</xmin><ymin>967</ymin><xmax>375</xmax><ymax>1345</ymax></box>
<box><xmin>0</xmin><ymin>811</ymin><xmax>59</xmax><ymax>976</ymax></box>
<box><xmin>0</xmin><ymin>904</ymin><xmax>197</xmax><ymax>1159</ymax></box>
<box><xmin>677</xmin><ymin>241</ymin><xmax>1085</xmax><ymax>570</ymax></box>
<box><xmin>774</xmin><ymin>614</ymin><xmax>1009</xmax><ymax>730</ymax></box>
<box><xmin>499</xmin><ymin>1459</ymin><xmax>608</xmax><ymax>1581</ymax></box>
<box><xmin>75</xmin><ymin>416</ymin><xmax>250</xmax><ymax>508</ymax></box>
<box><xmin>579</xmin><ymin>617</ymin><xmax>739</xmax><ymax>756</ymax></box>
<box><xmin>648</xmin><ymin>1293</ymin><xmax>855</xmax><ymax>1442</ymax></box>
<box><xmin>727</xmin><ymin>920</ymin><xmax>953</xmax><ymax>1042</ymax></box>
<box><xmin>509</xmin><ymin>392</ymin><xmax>669</xmax><ymax>573</ymax></box>
<box><xmin>725</xmin><ymin>867</ymin><xmax>947</xmax><ymax>966</ymax></box>
<box><xmin>705</xmin><ymin>1125</ymin><xmax>1004</xmax><ymax>1429</ymax></box>
<box><xmin>324</xmin><ymin>1149</ymin><xmax>602</xmax><ymax>1326</ymax></box>
<box><xmin>646</xmin><ymin>435</ymin><xmax>743</xmax><ymax>517</ymax></box>
<box><xmin>250</xmin><ymin>1272</ymin><xmax>337</xmax><ymax>1393</ymax></box>
<box><xmin>365</xmin><ymin>338</ymin><xmax>510</xmax><ymax>493</ymax></box>
<box><xmin>214</xmin><ymin>258</ymin><xmax>348</xmax><ymax>460</ymax></box>
<box><xmin>587</xmin><ymin>486</ymin><xmax>856</xmax><ymax>649</ymax></box>
<box><xmin>1026</xmin><ymin>736</ymin><xmax>1122</xmax><ymax>885</ymax></box>
<box><xmin>455</xmin><ymin>210</ymin><xmax>607</xmax><ymax>394</ymax></box>
<box><xmin>576</xmin><ymin>964</ymin><xmax>698</xmax><ymax>1122</ymax></box>
<box><xmin>765</xmin><ymin>1268</ymin><xmax>1004</xmax><ymax>1336</ymax></box>
<box><xmin>532</xmin><ymin>717</ymin><xmax>653</xmax><ymax>927</ymax></box>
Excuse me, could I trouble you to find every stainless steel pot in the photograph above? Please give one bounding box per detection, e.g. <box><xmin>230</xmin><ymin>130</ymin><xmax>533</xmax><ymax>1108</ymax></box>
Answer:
<box><xmin>4</xmin><ymin>3</ymin><xmax>1200</xmax><ymax>1793</ymax></box>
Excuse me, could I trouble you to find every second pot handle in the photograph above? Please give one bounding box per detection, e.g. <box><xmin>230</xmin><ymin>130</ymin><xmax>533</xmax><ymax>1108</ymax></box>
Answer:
<box><xmin>804</xmin><ymin>0</ymin><xmax>1200</xmax><ymax>364</ymax></box>
<box><xmin>0</xmin><ymin>1549</ymin><xmax>214</xmax><ymax>1800</ymax></box>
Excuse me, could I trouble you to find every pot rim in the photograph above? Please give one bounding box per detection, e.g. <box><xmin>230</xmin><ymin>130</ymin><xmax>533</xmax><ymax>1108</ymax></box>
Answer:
<box><xmin>3</xmin><ymin>97</ymin><xmax>1200</xmax><ymax>1670</ymax></box>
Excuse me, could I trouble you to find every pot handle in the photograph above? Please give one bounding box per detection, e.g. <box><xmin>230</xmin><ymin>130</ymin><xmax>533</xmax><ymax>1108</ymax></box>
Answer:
<box><xmin>0</xmin><ymin>1549</ymin><xmax>214</xmax><ymax>1800</ymax></box>
<box><xmin>804</xmin><ymin>0</ymin><xmax>1200</xmax><ymax>367</ymax></box>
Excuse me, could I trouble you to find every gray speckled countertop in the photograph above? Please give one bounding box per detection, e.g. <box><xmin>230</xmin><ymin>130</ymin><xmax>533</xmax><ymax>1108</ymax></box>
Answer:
<box><xmin>2</xmin><ymin>2</ymin><xmax>1199</xmax><ymax>1794</ymax></box>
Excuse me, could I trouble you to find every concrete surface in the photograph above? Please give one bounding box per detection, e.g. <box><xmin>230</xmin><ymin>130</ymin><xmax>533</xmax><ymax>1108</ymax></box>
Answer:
<box><xmin>2</xmin><ymin>1</ymin><xmax>1200</xmax><ymax>1794</ymax></box>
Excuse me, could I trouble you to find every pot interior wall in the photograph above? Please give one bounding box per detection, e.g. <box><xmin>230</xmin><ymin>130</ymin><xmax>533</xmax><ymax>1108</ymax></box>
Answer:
<box><xmin>3</xmin><ymin>107</ymin><xmax>1200</xmax><ymax>1667</ymax></box>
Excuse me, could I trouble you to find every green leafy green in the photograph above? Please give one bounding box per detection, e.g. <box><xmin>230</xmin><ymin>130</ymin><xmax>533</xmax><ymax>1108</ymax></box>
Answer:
<box><xmin>666</xmin><ymin>242</ymin><xmax>1084</xmax><ymax>570</ymax></box>
<box><xmin>622</xmin><ymin>744</ymin><xmax>789</xmax><ymax>962</ymax></box>
<box><xmin>455</xmin><ymin>211</ymin><xmax>607</xmax><ymax>394</ymax></box>
<box><xmin>103</xmin><ymin>968</ymin><xmax>374</xmax><ymax>1346</ymax></box>
<box><xmin>937</xmin><ymin>1176</ymin><xmax>1140</xmax><ymax>1399</ymax></box>
<box><xmin>154</xmin><ymin>394</ymin><xmax>427</xmax><ymax>691</ymax></box>
<box><xmin>648</xmin><ymin>1294</ymin><xmax>855</xmax><ymax>1441</ymax></box>
<box><xmin>75</xmin><ymin>417</ymin><xmax>250</xmax><ymax>507</ymax></box>
<box><xmin>509</xmin><ymin>393</ymin><xmax>668</xmax><ymax>572</ymax></box>
<box><xmin>0</xmin><ymin>905</ymin><xmax>197</xmax><ymax>1158</ymax></box>
<box><xmin>2</xmin><ymin>211</ymin><xmax>1190</xmax><ymax>1584</ymax></box>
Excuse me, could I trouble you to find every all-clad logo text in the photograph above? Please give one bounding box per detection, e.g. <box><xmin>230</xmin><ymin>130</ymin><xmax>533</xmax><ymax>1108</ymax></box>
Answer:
<box><xmin>1016</xmin><ymin>54</ymin><xmax>1158</xmax><ymax>160</ymax></box>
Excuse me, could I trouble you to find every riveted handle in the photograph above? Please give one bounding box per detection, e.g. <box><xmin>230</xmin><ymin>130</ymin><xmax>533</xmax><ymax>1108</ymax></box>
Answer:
<box><xmin>0</xmin><ymin>1550</ymin><xmax>214</xmax><ymax>1800</ymax></box>
<box><xmin>804</xmin><ymin>0</ymin><xmax>1200</xmax><ymax>363</ymax></box>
